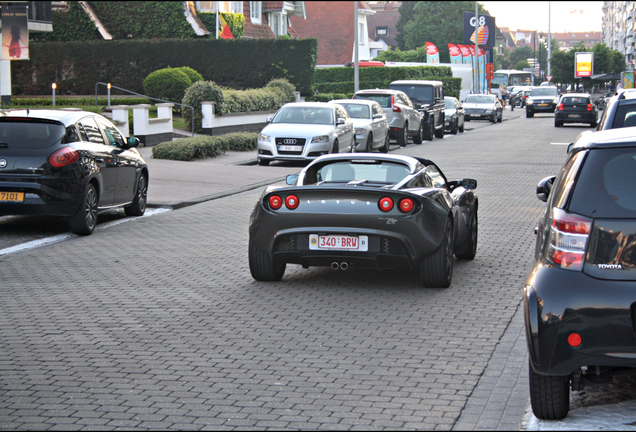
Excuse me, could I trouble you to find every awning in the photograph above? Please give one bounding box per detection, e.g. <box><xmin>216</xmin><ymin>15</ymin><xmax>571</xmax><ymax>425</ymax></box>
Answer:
<box><xmin>590</xmin><ymin>73</ymin><xmax>621</xmax><ymax>80</ymax></box>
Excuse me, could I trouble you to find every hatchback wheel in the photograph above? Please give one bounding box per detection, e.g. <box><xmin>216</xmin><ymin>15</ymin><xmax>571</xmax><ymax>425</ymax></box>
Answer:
<box><xmin>125</xmin><ymin>174</ymin><xmax>147</xmax><ymax>217</ymax></box>
<box><xmin>529</xmin><ymin>361</ymin><xmax>570</xmax><ymax>420</ymax></box>
<box><xmin>555</xmin><ymin>120</ymin><xmax>562</xmax><ymax>127</ymax></box>
<box><xmin>69</xmin><ymin>183</ymin><xmax>98</xmax><ymax>235</ymax></box>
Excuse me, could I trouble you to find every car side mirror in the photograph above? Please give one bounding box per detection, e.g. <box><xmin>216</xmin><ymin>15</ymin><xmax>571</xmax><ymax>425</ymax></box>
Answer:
<box><xmin>536</xmin><ymin>176</ymin><xmax>555</xmax><ymax>202</ymax></box>
<box><xmin>127</xmin><ymin>137</ymin><xmax>140</xmax><ymax>148</ymax></box>
<box><xmin>567</xmin><ymin>143</ymin><xmax>574</xmax><ymax>153</ymax></box>
<box><xmin>337</xmin><ymin>118</ymin><xmax>346</xmax><ymax>125</ymax></box>
<box><xmin>373</xmin><ymin>114</ymin><xmax>384</xmax><ymax>120</ymax></box>
<box><xmin>286</xmin><ymin>174</ymin><xmax>299</xmax><ymax>185</ymax></box>
<box><xmin>267</xmin><ymin>116</ymin><xmax>274</xmax><ymax>123</ymax></box>
<box><xmin>461</xmin><ymin>178</ymin><xmax>477</xmax><ymax>190</ymax></box>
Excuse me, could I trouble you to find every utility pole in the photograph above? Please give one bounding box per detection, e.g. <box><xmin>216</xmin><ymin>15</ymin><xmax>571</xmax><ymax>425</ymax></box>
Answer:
<box><xmin>548</xmin><ymin>1</ymin><xmax>552</xmax><ymax>77</ymax></box>
<box><xmin>474</xmin><ymin>1</ymin><xmax>479</xmax><ymax>93</ymax></box>
<box><xmin>354</xmin><ymin>1</ymin><xmax>359</xmax><ymax>92</ymax></box>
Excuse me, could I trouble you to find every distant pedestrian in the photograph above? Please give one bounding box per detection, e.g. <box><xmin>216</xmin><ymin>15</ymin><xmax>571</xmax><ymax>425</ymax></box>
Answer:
<box><xmin>498</xmin><ymin>84</ymin><xmax>508</xmax><ymax>110</ymax></box>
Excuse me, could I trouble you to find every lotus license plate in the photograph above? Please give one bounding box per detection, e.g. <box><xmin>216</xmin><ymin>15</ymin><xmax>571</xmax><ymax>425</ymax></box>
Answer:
<box><xmin>569</xmin><ymin>114</ymin><xmax>581</xmax><ymax>118</ymax></box>
<box><xmin>0</xmin><ymin>191</ymin><xmax>24</xmax><ymax>202</ymax></box>
<box><xmin>278</xmin><ymin>145</ymin><xmax>302</xmax><ymax>152</ymax></box>
<box><xmin>309</xmin><ymin>234</ymin><xmax>368</xmax><ymax>251</ymax></box>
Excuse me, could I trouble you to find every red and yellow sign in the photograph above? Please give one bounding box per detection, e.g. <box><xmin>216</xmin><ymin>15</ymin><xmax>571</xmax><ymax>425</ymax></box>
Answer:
<box><xmin>575</xmin><ymin>52</ymin><xmax>593</xmax><ymax>78</ymax></box>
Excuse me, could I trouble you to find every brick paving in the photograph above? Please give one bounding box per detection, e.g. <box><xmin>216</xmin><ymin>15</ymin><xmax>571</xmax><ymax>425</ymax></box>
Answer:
<box><xmin>0</xmin><ymin>110</ymin><xmax>581</xmax><ymax>430</ymax></box>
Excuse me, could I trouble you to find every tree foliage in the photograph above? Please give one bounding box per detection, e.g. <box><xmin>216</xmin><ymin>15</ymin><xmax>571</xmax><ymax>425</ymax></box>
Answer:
<box><xmin>396</xmin><ymin>1</ymin><xmax>487</xmax><ymax>63</ymax></box>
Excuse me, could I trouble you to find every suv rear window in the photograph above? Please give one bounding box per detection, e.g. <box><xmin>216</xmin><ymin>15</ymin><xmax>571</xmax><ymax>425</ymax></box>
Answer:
<box><xmin>353</xmin><ymin>94</ymin><xmax>391</xmax><ymax>108</ymax></box>
<box><xmin>0</xmin><ymin>120</ymin><xmax>66</xmax><ymax>149</ymax></box>
<box><xmin>569</xmin><ymin>148</ymin><xmax>636</xmax><ymax>218</ymax></box>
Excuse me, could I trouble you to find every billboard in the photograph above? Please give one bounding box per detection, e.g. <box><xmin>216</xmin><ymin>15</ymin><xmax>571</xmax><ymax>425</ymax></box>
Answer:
<box><xmin>463</xmin><ymin>12</ymin><xmax>496</xmax><ymax>47</ymax></box>
<box><xmin>1</xmin><ymin>5</ymin><xmax>29</xmax><ymax>60</ymax></box>
<box><xmin>575</xmin><ymin>52</ymin><xmax>593</xmax><ymax>78</ymax></box>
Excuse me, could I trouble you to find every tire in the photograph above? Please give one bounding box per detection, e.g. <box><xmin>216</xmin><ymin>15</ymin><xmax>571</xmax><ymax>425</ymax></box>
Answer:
<box><xmin>526</xmin><ymin>110</ymin><xmax>534</xmax><ymax>118</ymax></box>
<box><xmin>248</xmin><ymin>240</ymin><xmax>286</xmax><ymax>281</ymax></box>
<box><xmin>380</xmin><ymin>133</ymin><xmax>389</xmax><ymax>153</ymax></box>
<box><xmin>450</xmin><ymin>119</ymin><xmax>458</xmax><ymax>134</ymax></box>
<box><xmin>124</xmin><ymin>173</ymin><xmax>147</xmax><ymax>217</ymax></box>
<box><xmin>498</xmin><ymin>112</ymin><xmax>503</xmax><ymax>123</ymax></box>
<box><xmin>258</xmin><ymin>158</ymin><xmax>270</xmax><ymax>166</ymax></box>
<box><xmin>529</xmin><ymin>362</ymin><xmax>570</xmax><ymax>420</ymax></box>
<box><xmin>397</xmin><ymin>124</ymin><xmax>408</xmax><ymax>147</ymax></box>
<box><xmin>423</xmin><ymin>120</ymin><xmax>434</xmax><ymax>141</ymax></box>
<box><xmin>413</xmin><ymin>122</ymin><xmax>424</xmax><ymax>144</ymax></box>
<box><xmin>555</xmin><ymin>120</ymin><xmax>562</xmax><ymax>127</ymax></box>
<box><xmin>434</xmin><ymin>120</ymin><xmax>445</xmax><ymax>138</ymax></box>
<box><xmin>69</xmin><ymin>183</ymin><xmax>98</xmax><ymax>236</ymax></box>
<box><xmin>590</xmin><ymin>121</ymin><xmax>597</xmax><ymax>128</ymax></box>
<box><xmin>459</xmin><ymin>120</ymin><xmax>464</xmax><ymax>132</ymax></box>
<box><xmin>419</xmin><ymin>218</ymin><xmax>453</xmax><ymax>288</ymax></box>
<box><xmin>455</xmin><ymin>209</ymin><xmax>477</xmax><ymax>260</ymax></box>
<box><xmin>491</xmin><ymin>113</ymin><xmax>497</xmax><ymax>123</ymax></box>
<box><xmin>332</xmin><ymin>139</ymin><xmax>339</xmax><ymax>153</ymax></box>
<box><xmin>365</xmin><ymin>134</ymin><xmax>372</xmax><ymax>152</ymax></box>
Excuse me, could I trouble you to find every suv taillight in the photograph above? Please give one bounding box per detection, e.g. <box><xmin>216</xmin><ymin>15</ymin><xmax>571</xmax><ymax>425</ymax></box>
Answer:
<box><xmin>547</xmin><ymin>208</ymin><xmax>592</xmax><ymax>271</ymax></box>
<box><xmin>391</xmin><ymin>95</ymin><xmax>401</xmax><ymax>113</ymax></box>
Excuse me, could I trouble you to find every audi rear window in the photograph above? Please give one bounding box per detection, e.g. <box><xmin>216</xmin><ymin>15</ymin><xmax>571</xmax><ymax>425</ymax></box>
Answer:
<box><xmin>0</xmin><ymin>120</ymin><xmax>66</xmax><ymax>149</ymax></box>
<box><xmin>569</xmin><ymin>147</ymin><xmax>636</xmax><ymax>218</ymax></box>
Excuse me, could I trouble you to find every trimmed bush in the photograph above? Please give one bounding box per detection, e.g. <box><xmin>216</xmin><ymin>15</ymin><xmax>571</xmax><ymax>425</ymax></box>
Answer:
<box><xmin>306</xmin><ymin>93</ymin><xmax>351</xmax><ymax>102</ymax></box>
<box><xmin>181</xmin><ymin>81</ymin><xmax>224</xmax><ymax>133</ymax></box>
<box><xmin>266</xmin><ymin>78</ymin><xmax>296</xmax><ymax>102</ymax></box>
<box><xmin>143</xmin><ymin>67</ymin><xmax>192</xmax><ymax>104</ymax></box>
<box><xmin>7</xmin><ymin>97</ymin><xmax>150</xmax><ymax>107</ymax></box>
<box><xmin>152</xmin><ymin>132</ymin><xmax>258</xmax><ymax>161</ymax></box>
<box><xmin>177</xmin><ymin>67</ymin><xmax>203</xmax><ymax>85</ymax></box>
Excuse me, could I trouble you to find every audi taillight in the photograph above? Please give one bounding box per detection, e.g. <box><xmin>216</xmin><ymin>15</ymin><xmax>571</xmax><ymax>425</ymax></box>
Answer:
<box><xmin>557</xmin><ymin>103</ymin><xmax>564</xmax><ymax>111</ymax></box>
<box><xmin>587</xmin><ymin>103</ymin><xmax>593</xmax><ymax>111</ymax></box>
<box><xmin>378</xmin><ymin>197</ymin><xmax>394</xmax><ymax>212</ymax></box>
<box><xmin>391</xmin><ymin>95</ymin><xmax>401</xmax><ymax>112</ymax></box>
<box><xmin>49</xmin><ymin>147</ymin><xmax>79</xmax><ymax>167</ymax></box>
<box><xmin>269</xmin><ymin>195</ymin><xmax>283</xmax><ymax>209</ymax></box>
<box><xmin>398</xmin><ymin>198</ymin><xmax>414</xmax><ymax>213</ymax></box>
<box><xmin>547</xmin><ymin>208</ymin><xmax>592</xmax><ymax>271</ymax></box>
<box><xmin>285</xmin><ymin>194</ymin><xmax>299</xmax><ymax>210</ymax></box>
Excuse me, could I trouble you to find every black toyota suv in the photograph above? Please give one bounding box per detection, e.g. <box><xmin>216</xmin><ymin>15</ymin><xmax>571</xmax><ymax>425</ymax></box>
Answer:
<box><xmin>596</xmin><ymin>88</ymin><xmax>636</xmax><ymax>130</ymax></box>
<box><xmin>388</xmin><ymin>80</ymin><xmax>445</xmax><ymax>141</ymax></box>
<box><xmin>525</xmin><ymin>127</ymin><xmax>636</xmax><ymax>420</ymax></box>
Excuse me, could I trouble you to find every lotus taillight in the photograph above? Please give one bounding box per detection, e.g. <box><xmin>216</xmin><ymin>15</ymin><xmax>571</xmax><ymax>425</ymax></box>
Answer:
<box><xmin>547</xmin><ymin>208</ymin><xmax>592</xmax><ymax>271</ymax></box>
<box><xmin>398</xmin><ymin>198</ymin><xmax>414</xmax><ymax>213</ymax></box>
<box><xmin>285</xmin><ymin>194</ymin><xmax>299</xmax><ymax>210</ymax></box>
<box><xmin>269</xmin><ymin>195</ymin><xmax>283</xmax><ymax>209</ymax></box>
<box><xmin>587</xmin><ymin>103</ymin><xmax>593</xmax><ymax>111</ymax></box>
<box><xmin>557</xmin><ymin>103</ymin><xmax>564</xmax><ymax>111</ymax></box>
<box><xmin>392</xmin><ymin>95</ymin><xmax>401</xmax><ymax>113</ymax></box>
<box><xmin>49</xmin><ymin>147</ymin><xmax>79</xmax><ymax>167</ymax></box>
<box><xmin>379</xmin><ymin>197</ymin><xmax>394</xmax><ymax>212</ymax></box>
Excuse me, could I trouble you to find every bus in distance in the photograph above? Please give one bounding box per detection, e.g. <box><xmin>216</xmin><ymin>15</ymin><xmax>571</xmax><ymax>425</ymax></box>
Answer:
<box><xmin>492</xmin><ymin>70</ymin><xmax>532</xmax><ymax>89</ymax></box>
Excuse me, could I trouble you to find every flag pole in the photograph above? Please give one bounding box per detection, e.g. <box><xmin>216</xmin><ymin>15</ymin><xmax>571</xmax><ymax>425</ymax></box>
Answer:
<box><xmin>215</xmin><ymin>2</ymin><xmax>219</xmax><ymax>39</ymax></box>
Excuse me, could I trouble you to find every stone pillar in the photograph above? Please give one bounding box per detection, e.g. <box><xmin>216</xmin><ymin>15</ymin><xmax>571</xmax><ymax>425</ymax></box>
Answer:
<box><xmin>0</xmin><ymin>60</ymin><xmax>11</xmax><ymax>106</ymax></box>
<box><xmin>110</xmin><ymin>105</ymin><xmax>130</xmax><ymax>137</ymax></box>
<box><xmin>201</xmin><ymin>101</ymin><xmax>215</xmax><ymax>135</ymax></box>
<box><xmin>156</xmin><ymin>103</ymin><xmax>174</xmax><ymax>122</ymax></box>
<box><xmin>132</xmin><ymin>104</ymin><xmax>151</xmax><ymax>145</ymax></box>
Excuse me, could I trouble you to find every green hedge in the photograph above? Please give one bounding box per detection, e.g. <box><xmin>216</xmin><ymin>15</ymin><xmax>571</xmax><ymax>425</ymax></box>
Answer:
<box><xmin>7</xmin><ymin>97</ymin><xmax>151</xmax><ymax>107</ymax></box>
<box><xmin>152</xmin><ymin>132</ymin><xmax>258</xmax><ymax>161</ymax></box>
<box><xmin>12</xmin><ymin>38</ymin><xmax>317</xmax><ymax>97</ymax></box>
<box><xmin>315</xmin><ymin>66</ymin><xmax>453</xmax><ymax>83</ymax></box>
<box><xmin>314</xmin><ymin>77</ymin><xmax>462</xmax><ymax>100</ymax></box>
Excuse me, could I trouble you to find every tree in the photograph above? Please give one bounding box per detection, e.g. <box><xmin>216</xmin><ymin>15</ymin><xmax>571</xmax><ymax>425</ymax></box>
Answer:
<box><xmin>509</xmin><ymin>46</ymin><xmax>534</xmax><ymax>67</ymax></box>
<box><xmin>396</xmin><ymin>1</ymin><xmax>487</xmax><ymax>63</ymax></box>
<box><xmin>515</xmin><ymin>60</ymin><xmax>531</xmax><ymax>70</ymax></box>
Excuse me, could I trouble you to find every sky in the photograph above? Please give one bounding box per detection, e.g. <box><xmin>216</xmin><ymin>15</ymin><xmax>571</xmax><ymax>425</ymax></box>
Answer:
<box><xmin>479</xmin><ymin>1</ymin><xmax>604</xmax><ymax>33</ymax></box>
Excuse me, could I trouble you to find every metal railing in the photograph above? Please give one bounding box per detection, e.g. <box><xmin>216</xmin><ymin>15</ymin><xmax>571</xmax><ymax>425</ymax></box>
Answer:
<box><xmin>95</xmin><ymin>82</ymin><xmax>195</xmax><ymax>136</ymax></box>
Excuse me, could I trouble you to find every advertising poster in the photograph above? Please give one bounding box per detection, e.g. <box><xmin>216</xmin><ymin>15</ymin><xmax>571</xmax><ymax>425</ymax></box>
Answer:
<box><xmin>463</xmin><ymin>12</ymin><xmax>496</xmax><ymax>47</ymax></box>
<box><xmin>426</xmin><ymin>42</ymin><xmax>439</xmax><ymax>64</ymax></box>
<box><xmin>2</xmin><ymin>5</ymin><xmax>29</xmax><ymax>60</ymax></box>
<box><xmin>575</xmin><ymin>52</ymin><xmax>593</xmax><ymax>78</ymax></box>
<box><xmin>458</xmin><ymin>44</ymin><xmax>472</xmax><ymax>64</ymax></box>
<box><xmin>448</xmin><ymin>43</ymin><xmax>463</xmax><ymax>64</ymax></box>
<box><xmin>623</xmin><ymin>72</ymin><xmax>634</xmax><ymax>89</ymax></box>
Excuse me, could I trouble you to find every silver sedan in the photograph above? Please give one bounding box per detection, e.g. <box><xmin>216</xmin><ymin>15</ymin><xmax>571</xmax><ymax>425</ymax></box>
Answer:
<box><xmin>330</xmin><ymin>99</ymin><xmax>390</xmax><ymax>153</ymax></box>
<box><xmin>257</xmin><ymin>102</ymin><xmax>354</xmax><ymax>166</ymax></box>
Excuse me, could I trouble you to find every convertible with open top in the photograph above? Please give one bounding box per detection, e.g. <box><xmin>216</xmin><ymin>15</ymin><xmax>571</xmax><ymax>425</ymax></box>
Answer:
<box><xmin>248</xmin><ymin>153</ymin><xmax>478</xmax><ymax>287</ymax></box>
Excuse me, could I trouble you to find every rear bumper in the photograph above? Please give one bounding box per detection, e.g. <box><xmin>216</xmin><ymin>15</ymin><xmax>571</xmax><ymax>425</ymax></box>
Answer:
<box><xmin>554</xmin><ymin>112</ymin><xmax>597</xmax><ymax>123</ymax></box>
<box><xmin>0</xmin><ymin>179</ymin><xmax>82</xmax><ymax>217</ymax></box>
<box><xmin>527</xmin><ymin>103</ymin><xmax>556</xmax><ymax>113</ymax></box>
<box><xmin>524</xmin><ymin>265</ymin><xmax>636</xmax><ymax>376</ymax></box>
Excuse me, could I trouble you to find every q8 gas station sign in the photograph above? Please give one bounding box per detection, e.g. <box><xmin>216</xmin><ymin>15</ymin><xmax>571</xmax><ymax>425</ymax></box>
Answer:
<box><xmin>575</xmin><ymin>52</ymin><xmax>594</xmax><ymax>78</ymax></box>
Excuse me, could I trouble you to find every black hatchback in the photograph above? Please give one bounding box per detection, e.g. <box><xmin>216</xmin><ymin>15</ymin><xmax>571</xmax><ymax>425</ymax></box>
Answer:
<box><xmin>525</xmin><ymin>127</ymin><xmax>636</xmax><ymax>420</ymax></box>
<box><xmin>554</xmin><ymin>93</ymin><xmax>598</xmax><ymax>127</ymax></box>
<box><xmin>0</xmin><ymin>109</ymin><xmax>148</xmax><ymax>235</ymax></box>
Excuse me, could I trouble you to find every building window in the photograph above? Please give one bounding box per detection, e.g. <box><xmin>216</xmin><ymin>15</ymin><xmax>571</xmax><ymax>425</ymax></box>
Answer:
<box><xmin>250</xmin><ymin>1</ymin><xmax>261</xmax><ymax>24</ymax></box>
<box><xmin>270</xmin><ymin>12</ymin><xmax>283</xmax><ymax>36</ymax></box>
<box><xmin>376</xmin><ymin>27</ymin><xmax>388</xmax><ymax>36</ymax></box>
<box><xmin>197</xmin><ymin>1</ymin><xmax>242</xmax><ymax>13</ymax></box>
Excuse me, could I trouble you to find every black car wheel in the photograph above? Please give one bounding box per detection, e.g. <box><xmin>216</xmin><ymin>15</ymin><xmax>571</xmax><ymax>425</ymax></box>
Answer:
<box><xmin>419</xmin><ymin>218</ymin><xmax>453</xmax><ymax>288</ymax></box>
<box><xmin>459</xmin><ymin>120</ymin><xmax>465</xmax><ymax>132</ymax></box>
<box><xmin>434</xmin><ymin>120</ymin><xmax>445</xmax><ymax>138</ymax></box>
<box><xmin>69</xmin><ymin>183</ymin><xmax>98</xmax><ymax>236</ymax></box>
<box><xmin>526</xmin><ymin>110</ymin><xmax>534</xmax><ymax>118</ymax></box>
<box><xmin>450</xmin><ymin>119</ymin><xmax>458</xmax><ymax>134</ymax></box>
<box><xmin>590</xmin><ymin>121</ymin><xmax>598</xmax><ymax>128</ymax></box>
<box><xmin>397</xmin><ymin>124</ymin><xmax>408</xmax><ymax>147</ymax></box>
<box><xmin>555</xmin><ymin>120</ymin><xmax>562</xmax><ymax>127</ymax></box>
<box><xmin>332</xmin><ymin>139</ymin><xmax>339</xmax><ymax>153</ymax></box>
<box><xmin>498</xmin><ymin>111</ymin><xmax>503</xmax><ymax>123</ymax></box>
<box><xmin>380</xmin><ymin>134</ymin><xmax>390</xmax><ymax>153</ymax></box>
<box><xmin>529</xmin><ymin>361</ymin><xmax>570</xmax><ymax>420</ymax></box>
<box><xmin>455</xmin><ymin>210</ymin><xmax>477</xmax><ymax>260</ymax></box>
<box><xmin>423</xmin><ymin>120</ymin><xmax>434</xmax><ymax>141</ymax></box>
<box><xmin>125</xmin><ymin>173</ymin><xmax>147</xmax><ymax>217</ymax></box>
<box><xmin>413</xmin><ymin>122</ymin><xmax>424</xmax><ymax>144</ymax></box>
<box><xmin>491</xmin><ymin>113</ymin><xmax>497</xmax><ymax>123</ymax></box>
<box><xmin>365</xmin><ymin>134</ymin><xmax>373</xmax><ymax>152</ymax></box>
<box><xmin>249</xmin><ymin>240</ymin><xmax>286</xmax><ymax>281</ymax></box>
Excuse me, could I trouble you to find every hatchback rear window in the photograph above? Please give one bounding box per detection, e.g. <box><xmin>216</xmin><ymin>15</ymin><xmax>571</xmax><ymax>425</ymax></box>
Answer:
<box><xmin>0</xmin><ymin>120</ymin><xmax>66</xmax><ymax>149</ymax></box>
<box><xmin>569</xmin><ymin>148</ymin><xmax>636</xmax><ymax>218</ymax></box>
<box><xmin>353</xmin><ymin>94</ymin><xmax>391</xmax><ymax>108</ymax></box>
<box><xmin>562</xmin><ymin>97</ymin><xmax>590</xmax><ymax>105</ymax></box>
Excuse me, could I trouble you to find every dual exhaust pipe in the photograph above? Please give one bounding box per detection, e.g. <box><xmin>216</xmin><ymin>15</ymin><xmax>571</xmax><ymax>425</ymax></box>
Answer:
<box><xmin>331</xmin><ymin>262</ymin><xmax>349</xmax><ymax>271</ymax></box>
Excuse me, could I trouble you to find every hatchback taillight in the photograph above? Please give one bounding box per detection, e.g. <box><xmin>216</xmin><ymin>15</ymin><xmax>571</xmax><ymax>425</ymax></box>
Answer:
<box><xmin>587</xmin><ymin>103</ymin><xmax>593</xmax><ymax>111</ymax></box>
<box><xmin>557</xmin><ymin>103</ymin><xmax>564</xmax><ymax>111</ymax></box>
<box><xmin>391</xmin><ymin>95</ymin><xmax>401</xmax><ymax>113</ymax></box>
<box><xmin>547</xmin><ymin>208</ymin><xmax>592</xmax><ymax>271</ymax></box>
<box><xmin>49</xmin><ymin>147</ymin><xmax>79</xmax><ymax>167</ymax></box>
